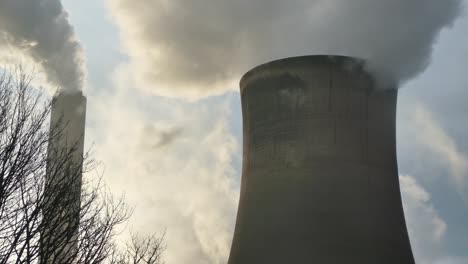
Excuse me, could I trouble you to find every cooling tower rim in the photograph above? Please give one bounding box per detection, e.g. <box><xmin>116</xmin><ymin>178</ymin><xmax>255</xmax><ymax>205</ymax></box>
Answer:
<box><xmin>240</xmin><ymin>55</ymin><xmax>370</xmax><ymax>91</ymax></box>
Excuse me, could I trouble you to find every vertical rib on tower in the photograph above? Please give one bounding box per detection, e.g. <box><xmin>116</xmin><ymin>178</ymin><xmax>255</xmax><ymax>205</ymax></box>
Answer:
<box><xmin>41</xmin><ymin>91</ymin><xmax>86</xmax><ymax>264</ymax></box>
<box><xmin>228</xmin><ymin>56</ymin><xmax>415</xmax><ymax>263</ymax></box>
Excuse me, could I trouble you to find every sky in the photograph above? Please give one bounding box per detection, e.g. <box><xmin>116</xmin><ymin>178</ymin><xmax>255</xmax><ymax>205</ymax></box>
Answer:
<box><xmin>1</xmin><ymin>0</ymin><xmax>468</xmax><ymax>263</ymax></box>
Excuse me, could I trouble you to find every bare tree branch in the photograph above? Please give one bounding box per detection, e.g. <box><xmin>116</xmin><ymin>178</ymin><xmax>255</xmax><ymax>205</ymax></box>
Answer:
<box><xmin>0</xmin><ymin>67</ymin><xmax>164</xmax><ymax>264</ymax></box>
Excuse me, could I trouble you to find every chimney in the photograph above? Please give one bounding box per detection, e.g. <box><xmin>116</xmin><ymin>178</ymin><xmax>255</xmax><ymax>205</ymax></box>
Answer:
<box><xmin>228</xmin><ymin>55</ymin><xmax>415</xmax><ymax>263</ymax></box>
<box><xmin>41</xmin><ymin>91</ymin><xmax>86</xmax><ymax>263</ymax></box>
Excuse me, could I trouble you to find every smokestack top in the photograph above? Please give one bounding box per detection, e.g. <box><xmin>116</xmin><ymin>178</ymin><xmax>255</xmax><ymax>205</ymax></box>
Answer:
<box><xmin>240</xmin><ymin>55</ymin><xmax>398</xmax><ymax>92</ymax></box>
<box><xmin>53</xmin><ymin>90</ymin><xmax>85</xmax><ymax>99</ymax></box>
<box><xmin>51</xmin><ymin>90</ymin><xmax>87</xmax><ymax>121</ymax></box>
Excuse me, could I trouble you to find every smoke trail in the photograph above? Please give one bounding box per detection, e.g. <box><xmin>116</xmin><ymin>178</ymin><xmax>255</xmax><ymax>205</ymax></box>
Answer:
<box><xmin>108</xmin><ymin>0</ymin><xmax>462</xmax><ymax>98</ymax></box>
<box><xmin>0</xmin><ymin>0</ymin><xmax>85</xmax><ymax>92</ymax></box>
<box><xmin>88</xmin><ymin>80</ymin><xmax>240</xmax><ymax>263</ymax></box>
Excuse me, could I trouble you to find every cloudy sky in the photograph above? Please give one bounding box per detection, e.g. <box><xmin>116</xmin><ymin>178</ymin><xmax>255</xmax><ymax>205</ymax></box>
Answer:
<box><xmin>1</xmin><ymin>0</ymin><xmax>468</xmax><ymax>263</ymax></box>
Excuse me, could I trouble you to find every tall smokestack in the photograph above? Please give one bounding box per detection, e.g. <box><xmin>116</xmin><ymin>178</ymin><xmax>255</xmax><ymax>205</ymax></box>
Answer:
<box><xmin>41</xmin><ymin>91</ymin><xmax>86</xmax><ymax>263</ymax></box>
<box><xmin>228</xmin><ymin>56</ymin><xmax>414</xmax><ymax>263</ymax></box>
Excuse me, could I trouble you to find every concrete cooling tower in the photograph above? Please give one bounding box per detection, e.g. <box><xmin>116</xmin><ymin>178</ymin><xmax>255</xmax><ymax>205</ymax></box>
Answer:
<box><xmin>228</xmin><ymin>56</ymin><xmax>415</xmax><ymax>264</ymax></box>
<box><xmin>41</xmin><ymin>91</ymin><xmax>87</xmax><ymax>263</ymax></box>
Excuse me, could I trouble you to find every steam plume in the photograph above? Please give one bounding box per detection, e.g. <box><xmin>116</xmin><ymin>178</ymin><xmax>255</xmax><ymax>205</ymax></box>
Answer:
<box><xmin>0</xmin><ymin>0</ymin><xmax>85</xmax><ymax>92</ymax></box>
<box><xmin>108</xmin><ymin>0</ymin><xmax>462</xmax><ymax>98</ymax></box>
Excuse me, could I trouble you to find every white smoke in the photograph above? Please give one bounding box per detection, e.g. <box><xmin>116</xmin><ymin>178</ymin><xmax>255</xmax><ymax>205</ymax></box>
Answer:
<box><xmin>108</xmin><ymin>0</ymin><xmax>462</xmax><ymax>99</ymax></box>
<box><xmin>0</xmin><ymin>0</ymin><xmax>86</xmax><ymax>92</ymax></box>
<box><xmin>87</xmin><ymin>66</ymin><xmax>240</xmax><ymax>264</ymax></box>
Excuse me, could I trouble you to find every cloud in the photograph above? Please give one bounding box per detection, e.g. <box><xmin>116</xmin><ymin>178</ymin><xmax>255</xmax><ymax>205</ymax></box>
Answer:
<box><xmin>401</xmin><ymin>175</ymin><xmax>447</xmax><ymax>243</ymax></box>
<box><xmin>409</xmin><ymin>105</ymin><xmax>468</xmax><ymax>190</ymax></box>
<box><xmin>400</xmin><ymin>175</ymin><xmax>447</xmax><ymax>263</ymax></box>
<box><xmin>86</xmin><ymin>66</ymin><xmax>239</xmax><ymax>264</ymax></box>
<box><xmin>0</xmin><ymin>0</ymin><xmax>85</xmax><ymax>92</ymax></box>
<box><xmin>107</xmin><ymin>0</ymin><xmax>462</xmax><ymax>99</ymax></box>
<box><xmin>401</xmin><ymin>174</ymin><xmax>468</xmax><ymax>264</ymax></box>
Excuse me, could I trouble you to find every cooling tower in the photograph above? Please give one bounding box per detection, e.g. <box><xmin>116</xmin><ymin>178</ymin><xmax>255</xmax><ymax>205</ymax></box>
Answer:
<box><xmin>228</xmin><ymin>56</ymin><xmax>415</xmax><ymax>264</ymax></box>
<box><xmin>41</xmin><ymin>91</ymin><xmax>87</xmax><ymax>263</ymax></box>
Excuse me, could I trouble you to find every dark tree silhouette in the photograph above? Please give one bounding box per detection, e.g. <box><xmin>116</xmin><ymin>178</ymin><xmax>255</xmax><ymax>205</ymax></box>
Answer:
<box><xmin>108</xmin><ymin>232</ymin><xmax>165</xmax><ymax>264</ymax></box>
<box><xmin>0</xmin><ymin>68</ymin><xmax>164</xmax><ymax>264</ymax></box>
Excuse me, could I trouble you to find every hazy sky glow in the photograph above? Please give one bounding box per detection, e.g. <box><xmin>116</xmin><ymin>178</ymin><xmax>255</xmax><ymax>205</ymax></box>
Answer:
<box><xmin>1</xmin><ymin>0</ymin><xmax>468</xmax><ymax>263</ymax></box>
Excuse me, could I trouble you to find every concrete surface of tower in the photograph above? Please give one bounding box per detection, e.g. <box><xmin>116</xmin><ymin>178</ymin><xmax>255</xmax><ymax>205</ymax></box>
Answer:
<box><xmin>42</xmin><ymin>91</ymin><xmax>87</xmax><ymax>263</ymax></box>
<box><xmin>228</xmin><ymin>55</ymin><xmax>415</xmax><ymax>263</ymax></box>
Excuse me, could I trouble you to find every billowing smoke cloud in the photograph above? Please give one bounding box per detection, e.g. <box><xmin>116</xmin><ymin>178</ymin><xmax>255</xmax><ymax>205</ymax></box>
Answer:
<box><xmin>108</xmin><ymin>0</ymin><xmax>462</xmax><ymax>98</ymax></box>
<box><xmin>0</xmin><ymin>0</ymin><xmax>85</xmax><ymax>92</ymax></box>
